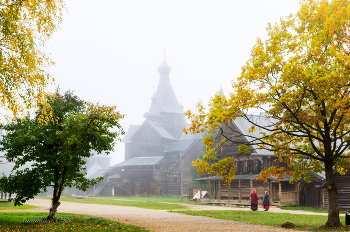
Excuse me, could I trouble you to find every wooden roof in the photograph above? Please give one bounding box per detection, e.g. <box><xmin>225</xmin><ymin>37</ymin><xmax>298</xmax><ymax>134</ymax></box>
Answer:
<box><xmin>165</xmin><ymin>139</ymin><xmax>195</xmax><ymax>152</ymax></box>
<box><xmin>122</xmin><ymin>125</ymin><xmax>140</xmax><ymax>143</ymax></box>
<box><xmin>195</xmin><ymin>174</ymin><xmax>261</xmax><ymax>181</ymax></box>
<box><xmin>233</xmin><ymin>115</ymin><xmax>275</xmax><ymax>156</ymax></box>
<box><xmin>112</xmin><ymin>156</ymin><xmax>164</xmax><ymax>167</ymax></box>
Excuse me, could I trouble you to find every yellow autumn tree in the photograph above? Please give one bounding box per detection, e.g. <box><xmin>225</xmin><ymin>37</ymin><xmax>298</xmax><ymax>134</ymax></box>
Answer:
<box><xmin>0</xmin><ymin>0</ymin><xmax>65</xmax><ymax>116</ymax></box>
<box><xmin>185</xmin><ymin>0</ymin><xmax>350</xmax><ymax>226</ymax></box>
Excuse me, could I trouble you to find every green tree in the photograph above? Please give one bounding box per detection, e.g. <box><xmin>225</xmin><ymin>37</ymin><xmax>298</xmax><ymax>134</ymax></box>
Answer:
<box><xmin>185</xmin><ymin>0</ymin><xmax>350</xmax><ymax>226</ymax></box>
<box><xmin>0</xmin><ymin>90</ymin><xmax>125</xmax><ymax>219</ymax></box>
<box><xmin>0</xmin><ymin>0</ymin><xmax>65</xmax><ymax>115</ymax></box>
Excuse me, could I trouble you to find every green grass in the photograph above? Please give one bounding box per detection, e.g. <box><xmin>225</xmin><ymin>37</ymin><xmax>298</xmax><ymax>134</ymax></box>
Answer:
<box><xmin>174</xmin><ymin>210</ymin><xmax>349</xmax><ymax>231</ymax></box>
<box><xmin>280</xmin><ymin>206</ymin><xmax>329</xmax><ymax>213</ymax></box>
<box><xmin>101</xmin><ymin>196</ymin><xmax>196</xmax><ymax>204</ymax></box>
<box><xmin>280</xmin><ymin>206</ymin><xmax>348</xmax><ymax>214</ymax></box>
<box><xmin>40</xmin><ymin>196</ymin><xmax>189</xmax><ymax>210</ymax></box>
<box><xmin>0</xmin><ymin>212</ymin><xmax>149</xmax><ymax>231</ymax></box>
<box><xmin>0</xmin><ymin>201</ymin><xmax>38</xmax><ymax>210</ymax></box>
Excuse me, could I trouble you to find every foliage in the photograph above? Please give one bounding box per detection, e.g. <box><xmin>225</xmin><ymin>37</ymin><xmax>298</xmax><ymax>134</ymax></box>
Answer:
<box><xmin>0</xmin><ymin>90</ymin><xmax>125</xmax><ymax>219</ymax></box>
<box><xmin>184</xmin><ymin>0</ymin><xmax>350</xmax><ymax>226</ymax></box>
<box><xmin>0</xmin><ymin>212</ymin><xmax>149</xmax><ymax>231</ymax></box>
<box><xmin>174</xmin><ymin>210</ymin><xmax>348</xmax><ymax>231</ymax></box>
<box><xmin>0</xmin><ymin>0</ymin><xmax>65</xmax><ymax>116</ymax></box>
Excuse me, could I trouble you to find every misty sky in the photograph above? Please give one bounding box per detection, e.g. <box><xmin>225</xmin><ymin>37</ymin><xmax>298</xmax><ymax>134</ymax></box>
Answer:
<box><xmin>46</xmin><ymin>0</ymin><xmax>301</xmax><ymax>164</ymax></box>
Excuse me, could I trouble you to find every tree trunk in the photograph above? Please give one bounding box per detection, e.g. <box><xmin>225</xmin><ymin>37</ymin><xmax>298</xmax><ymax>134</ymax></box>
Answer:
<box><xmin>325</xmin><ymin>162</ymin><xmax>341</xmax><ymax>226</ymax></box>
<box><xmin>47</xmin><ymin>196</ymin><xmax>61</xmax><ymax>220</ymax></box>
<box><xmin>47</xmin><ymin>184</ymin><xmax>63</xmax><ymax>220</ymax></box>
<box><xmin>48</xmin><ymin>170</ymin><xmax>66</xmax><ymax>220</ymax></box>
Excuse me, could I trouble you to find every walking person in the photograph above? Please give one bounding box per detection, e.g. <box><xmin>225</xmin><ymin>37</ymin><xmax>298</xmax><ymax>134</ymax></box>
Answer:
<box><xmin>263</xmin><ymin>190</ymin><xmax>270</xmax><ymax>211</ymax></box>
<box><xmin>250</xmin><ymin>189</ymin><xmax>258</xmax><ymax>211</ymax></box>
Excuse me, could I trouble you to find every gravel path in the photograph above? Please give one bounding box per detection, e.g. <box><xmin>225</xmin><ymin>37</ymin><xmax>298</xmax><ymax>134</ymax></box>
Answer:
<box><xmin>22</xmin><ymin>199</ymin><xmax>305</xmax><ymax>232</ymax></box>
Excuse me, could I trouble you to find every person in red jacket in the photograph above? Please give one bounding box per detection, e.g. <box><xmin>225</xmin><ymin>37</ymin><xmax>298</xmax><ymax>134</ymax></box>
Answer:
<box><xmin>250</xmin><ymin>189</ymin><xmax>258</xmax><ymax>211</ymax></box>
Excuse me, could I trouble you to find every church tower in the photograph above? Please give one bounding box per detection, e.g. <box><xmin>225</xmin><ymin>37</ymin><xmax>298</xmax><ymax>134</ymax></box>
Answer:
<box><xmin>144</xmin><ymin>60</ymin><xmax>187</xmax><ymax>138</ymax></box>
<box><xmin>107</xmin><ymin>58</ymin><xmax>204</xmax><ymax>197</ymax></box>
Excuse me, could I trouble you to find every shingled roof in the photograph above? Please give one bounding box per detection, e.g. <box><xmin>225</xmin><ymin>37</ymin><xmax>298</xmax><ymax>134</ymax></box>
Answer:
<box><xmin>165</xmin><ymin>140</ymin><xmax>195</xmax><ymax>153</ymax></box>
<box><xmin>111</xmin><ymin>156</ymin><xmax>164</xmax><ymax>167</ymax></box>
<box><xmin>122</xmin><ymin>125</ymin><xmax>140</xmax><ymax>143</ymax></box>
<box><xmin>234</xmin><ymin>115</ymin><xmax>275</xmax><ymax>156</ymax></box>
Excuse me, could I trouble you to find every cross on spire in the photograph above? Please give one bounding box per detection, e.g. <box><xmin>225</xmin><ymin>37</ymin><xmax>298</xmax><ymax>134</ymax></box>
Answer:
<box><xmin>163</xmin><ymin>48</ymin><xmax>166</xmax><ymax>62</ymax></box>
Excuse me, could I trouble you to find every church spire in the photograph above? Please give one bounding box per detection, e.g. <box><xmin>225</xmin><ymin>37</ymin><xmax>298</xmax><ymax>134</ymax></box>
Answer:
<box><xmin>144</xmin><ymin>56</ymin><xmax>187</xmax><ymax>138</ymax></box>
<box><xmin>144</xmin><ymin>58</ymin><xmax>182</xmax><ymax>119</ymax></box>
<box><xmin>219</xmin><ymin>86</ymin><xmax>225</xmax><ymax>96</ymax></box>
<box><xmin>163</xmin><ymin>48</ymin><xmax>166</xmax><ymax>62</ymax></box>
<box><xmin>158</xmin><ymin>49</ymin><xmax>171</xmax><ymax>78</ymax></box>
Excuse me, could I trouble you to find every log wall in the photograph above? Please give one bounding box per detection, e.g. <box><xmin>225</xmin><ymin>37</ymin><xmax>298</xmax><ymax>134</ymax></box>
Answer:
<box><xmin>299</xmin><ymin>183</ymin><xmax>323</xmax><ymax>208</ymax></box>
<box><xmin>128</xmin><ymin>123</ymin><xmax>175</xmax><ymax>160</ymax></box>
<box><xmin>163</xmin><ymin>141</ymin><xmax>202</xmax><ymax>196</ymax></box>
<box><xmin>334</xmin><ymin>172</ymin><xmax>350</xmax><ymax>210</ymax></box>
<box><xmin>218</xmin><ymin>180</ymin><xmax>265</xmax><ymax>201</ymax></box>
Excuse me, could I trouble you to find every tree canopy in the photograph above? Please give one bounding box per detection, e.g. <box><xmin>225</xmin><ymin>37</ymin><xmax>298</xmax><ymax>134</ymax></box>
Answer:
<box><xmin>185</xmin><ymin>0</ymin><xmax>350</xmax><ymax>226</ymax></box>
<box><xmin>0</xmin><ymin>90</ymin><xmax>125</xmax><ymax>219</ymax></box>
<box><xmin>0</xmin><ymin>0</ymin><xmax>65</xmax><ymax>116</ymax></box>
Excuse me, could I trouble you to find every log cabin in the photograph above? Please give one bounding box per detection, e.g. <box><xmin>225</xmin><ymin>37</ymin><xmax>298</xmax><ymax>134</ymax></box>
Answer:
<box><xmin>319</xmin><ymin>171</ymin><xmax>350</xmax><ymax>211</ymax></box>
<box><xmin>194</xmin><ymin>116</ymin><xmax>326</xmax><ymax>208</ymax></box>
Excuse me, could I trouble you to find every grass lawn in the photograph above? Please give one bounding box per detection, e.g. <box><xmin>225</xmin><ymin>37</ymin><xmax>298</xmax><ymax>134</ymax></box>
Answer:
<box><xmin>40</xmin><ymin>196</ymin><xmax>189</xmax><ymax>210</ymax></box>
<box><xmin>174</xmin><ymin>210</ymin><xmax>349</xmax><ymax>231</ymax></box>
<box><xmin>0</xmin><ymin>212</ymin><xmax>149</xmax><ymax>232</ymax></box>
<box><xmin>0</xmin><ymin>201</ymin><xmax>38</xmax><ymax>210</ymax></box>
<box><xmin>101</xmin><ymin>196</ymin><xmax>196</xmax><ymax>204</ymax></box>
<box><xmin>280</xmin><ymin>206</ymin><xmax>328</xmax><ymax>213</ymax></box>
<box><xmin>280</xmin><ymin>206</ymin><xmax>348</xmax><ymax>214</ymax></box>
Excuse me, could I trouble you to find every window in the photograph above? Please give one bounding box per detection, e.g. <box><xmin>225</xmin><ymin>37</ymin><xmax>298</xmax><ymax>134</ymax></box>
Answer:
<box><xmin>237</xmin><ymin>161</ymin><xmax>243</xmax><ymax>173</ymax></box>
<box><xmin>279</xmin><ymin>162</ymin><xmax>287</xmax><ymax>169</ymax></box>
<box><xmin>155</xmin><ymin>165</ymin><xmax>161</xmax><ymax>169</ymax></box>
<box><xmin>248</xmin><ymin>160</ymin><xmax>253</xmax><ymax>172</ymax></box>
<box><xmin>141</xmin><ymin>149</ymin><xmax>150</xmax><ymax>156</ymax></box>
<box><xmin>253</xmin><ymin>159</ymin><xmax>259</xmax><ymax>172</ymax></box>
<box><xmin>243</xmin><ymin>160</ymin><xmax>248</xmax><ymax>172</ymax></box>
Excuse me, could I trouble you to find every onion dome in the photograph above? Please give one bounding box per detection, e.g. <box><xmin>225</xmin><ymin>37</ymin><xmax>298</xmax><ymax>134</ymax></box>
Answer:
<box><xmin>157</xmin><ymin>61</ymin><xmax>171</xmax><ymax>74</ymax></box>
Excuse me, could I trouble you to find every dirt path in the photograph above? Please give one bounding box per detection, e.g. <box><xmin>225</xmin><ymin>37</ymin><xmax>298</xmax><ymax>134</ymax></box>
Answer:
<box><xmin>108</xmin><ymin>198</ymin><xmax>329</xmax><ymax>216</ymax></box>
<box><xmin>24</xmin><ymin>199</ymin><xmax>304</xmax><ymax>232</ymax></box>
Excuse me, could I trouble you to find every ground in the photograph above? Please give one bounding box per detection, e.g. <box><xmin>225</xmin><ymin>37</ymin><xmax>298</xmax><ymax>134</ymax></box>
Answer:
<box><xmin>8</xmin><ymin>199</ymin><xmax>312</xmax><ymax>231</ymax></box>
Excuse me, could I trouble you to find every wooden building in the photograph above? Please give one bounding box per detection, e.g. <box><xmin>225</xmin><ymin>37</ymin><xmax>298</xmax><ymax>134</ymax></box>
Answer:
<box><xmin>162</xmin><ymin>136</ymin><xmax>202</xmax><ymax>196</ymax></box>
<box><xmin>318</xmin><ymin>171</ymin><xmax>350</xmax><ymax>211</ymax></box>
<box><xmin>0</xmin><ymin>155</ymin><xmax>32</xmax><ymax>201</ymax></box>
<box><xmin>332</xmin><ymin>171</ymin><xmax>350</xmax><ymax>210</ymax></box>
<box><xmin>87</xmin><ymin>60</ymin><xmax>203</xmax><ymax>197</ymax></box>
<box><xmin>108</xmin><ymin>156</ymin><xmax>164</xmax><ymax>196</ymax></box>
<box><xmin>298</xmin><ymin>172</ymin><xmax>325</xmax><ymax>209</ymax></box>
<box><xmin>0</xmin><ymin>155</ymin><xmax>10</xmax><ymax>201</ymax></box>
<box><xmin>196</xmin><ymin>168</ymin><xmax>301</xmax><ymax>206</ymax></box>
<box><xmin>194</xmin><ymin>116</ymin><xmax>318</xmax><ymax>207</ymax></box>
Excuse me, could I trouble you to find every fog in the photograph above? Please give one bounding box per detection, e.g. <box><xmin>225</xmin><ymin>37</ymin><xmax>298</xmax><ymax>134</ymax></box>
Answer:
<box><xmin>46</xmin><ymin>0</ymin><xmax>300</xmax><ymax>165</ymax></box>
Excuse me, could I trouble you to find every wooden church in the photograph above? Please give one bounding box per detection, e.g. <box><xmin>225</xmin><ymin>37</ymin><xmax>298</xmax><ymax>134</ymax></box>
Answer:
<box><xmin>90</xmin><ymin>60</ymin><xmax>203</xmax><ymax>197</ymax></box>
